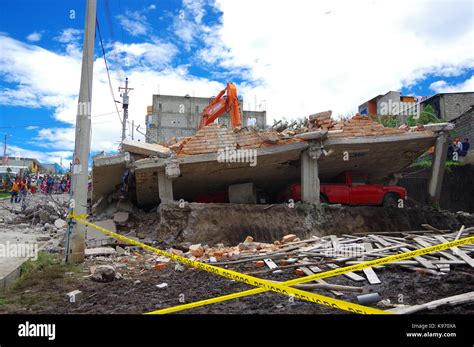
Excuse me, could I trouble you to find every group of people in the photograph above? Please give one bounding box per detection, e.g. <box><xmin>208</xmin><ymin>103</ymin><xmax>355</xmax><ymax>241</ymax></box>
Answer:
<box><xmin>3</xmin><ymin>174</ymin><xmax>71</xmax><ymax>204</ymax></box>
<box><xmin>448</xmin><ymin>138</ymin><xmax>470</xmax><ymax>159</ymax></box>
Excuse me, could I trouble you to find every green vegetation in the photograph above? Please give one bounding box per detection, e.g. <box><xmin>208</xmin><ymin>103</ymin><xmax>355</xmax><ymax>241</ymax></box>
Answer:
<box><xmin>410</xmin><ymin>159</ymin><xmax>464</xmax><ymax>172</ymax></box>
<box><xmin>0</xmin><ymin>192</ymin><xmax>10</xmax><ymax>198</ymax></box>
<box><xmin>11</xmin><ymin>252</ymin><xmax>82</xmax><ymax>291</ymax></box>
<box><xmin>376</xmin><ymin>104</ymin><xmax>441</xmax><ymax>128</ymax></box>
<box><xmin>0</xmin><ymin>296</ymin><xmax>8</xmax><ymax>305</ymax></box>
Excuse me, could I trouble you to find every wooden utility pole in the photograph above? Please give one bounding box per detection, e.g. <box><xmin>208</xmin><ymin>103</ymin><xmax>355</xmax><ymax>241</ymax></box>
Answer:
<box><xmin>66</xmin><ymin>0</ymin><xmax>97</xmax><ymax>263</ymax></box>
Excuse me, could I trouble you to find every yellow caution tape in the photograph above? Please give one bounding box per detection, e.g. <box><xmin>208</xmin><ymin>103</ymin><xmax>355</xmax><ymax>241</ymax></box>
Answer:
<box><xmin>150</xmin><ymin>234</ymin><xmax>474</xmax><ymax>314</ymax></box>
<box><xmin>68</xmin><ymin>213</ymin><xmax>388</xmax><ymax>315</ymax></box>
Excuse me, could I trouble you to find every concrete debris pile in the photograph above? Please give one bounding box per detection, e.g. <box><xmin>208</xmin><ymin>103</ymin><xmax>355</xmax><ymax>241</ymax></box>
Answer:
<box><xmin>1</xmin><ymin>198</ymin><xmax>68</xmax><ymax>227</ymax></box>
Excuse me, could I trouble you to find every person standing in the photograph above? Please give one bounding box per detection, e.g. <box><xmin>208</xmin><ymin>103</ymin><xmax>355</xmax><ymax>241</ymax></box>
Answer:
<box><xmin>10</xmin><ymin>179</ymin><xmax>19</xmax><ymax>203</ymax></box>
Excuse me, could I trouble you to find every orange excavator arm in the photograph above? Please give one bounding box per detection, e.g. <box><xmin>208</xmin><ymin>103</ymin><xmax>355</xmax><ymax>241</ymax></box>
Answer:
<box><xmin>199</xmin><ymin>82</ymin><xmax>242</xmax><ymax>129</ymax></box>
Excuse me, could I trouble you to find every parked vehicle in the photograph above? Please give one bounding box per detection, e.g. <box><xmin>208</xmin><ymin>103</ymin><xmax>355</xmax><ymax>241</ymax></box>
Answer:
<box><xmin>279</xmin><ymin>171</ymin><xmax>407</xmax><ymax>207</ymax></box>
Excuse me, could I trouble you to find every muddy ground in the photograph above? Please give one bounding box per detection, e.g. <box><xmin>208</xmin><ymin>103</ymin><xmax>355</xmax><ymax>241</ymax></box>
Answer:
<box><xmin>1</xmin><ymin>254</ymin><xmax>472</xmax><ymax>315</ymax></box>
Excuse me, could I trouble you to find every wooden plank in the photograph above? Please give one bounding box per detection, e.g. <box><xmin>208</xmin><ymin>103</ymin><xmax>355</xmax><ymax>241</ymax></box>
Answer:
<box><xmin>369</xmin><ymin>235</ymin><xmax>391</xmax><ymax>247</ymax></box>
<box><xmin>363</xmin><ymin>242</ymin><xmax>373</xmax><ymax>252</ymax></box>
<box><xmin>421</xmin><ymin>224</ymin><xmax>449</xmax><ymax>233</ymax></box>
<box><xmin>330</xmin><ymin>235</ymin><xmax>339</xmax><ymax>251</ymax></box>
<box><xmin>434</xmin><ymin>235</ymin><xmax>474</xmax><ymax>268</ymax></box>
<box><xmin>325</xmin><ymin>263</ymin><xmax>365</xmax><ymax>282</ymax></box>
<box><xmin>401</xmin><ymin>247</ymin><xmax>437</xmax><ymax>269</ymax></box>
<box><xmin>263</xmin><ymin>258</ymin><xmax>278</xmax><ymax>269</ymax></box>
<box><xmin>413</xmin><ymin>237</ymin><xmax>460</xmax><ymax>261</ymax></box>
<box><xmin>362</xmin><ymin>267</ymin><xmax>381</xmax><ymax>284</ymax></box>
<box><xmin>300</xmin><ymin>266</ymin><xmax>344</xmax><ymax>296</ymax></box>
<box><xmin>388</xmin><ymin>291</ymin><xmax>474</xmax><ymax>314</ymax></box>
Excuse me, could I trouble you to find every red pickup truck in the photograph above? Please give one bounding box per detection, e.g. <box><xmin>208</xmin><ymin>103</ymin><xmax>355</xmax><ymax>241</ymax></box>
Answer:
<box><xmin>280</xmin><ymin>171</ymin><xmax>407</xmax><ymax>207</ymax></box>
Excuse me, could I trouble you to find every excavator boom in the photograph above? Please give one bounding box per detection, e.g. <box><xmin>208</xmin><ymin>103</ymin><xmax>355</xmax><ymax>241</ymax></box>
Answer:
<box><xmin>199</xmin><ymin>82</ymin><xmax>242</xmax><ymax>129</ymax></box>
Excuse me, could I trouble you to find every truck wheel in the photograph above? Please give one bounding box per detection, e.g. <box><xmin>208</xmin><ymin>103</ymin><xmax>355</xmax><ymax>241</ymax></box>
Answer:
<box><xmin>383</xmin><ymin>193</ymin><xmax>399</xmax><ymax>208</ymax></box>
<box><xmin>320</xmin><ymin>194</ymin><xmax>328</xmax><ymax>204</ymax></box>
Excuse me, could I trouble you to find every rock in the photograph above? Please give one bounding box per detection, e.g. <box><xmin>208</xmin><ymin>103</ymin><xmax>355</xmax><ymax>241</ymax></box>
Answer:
<box><xmin>282</xmin><ymin>234</ymin><xmax>297</xmax><ymax>243</ymax></box>
<box><xmin>85</xmin><ymin>247</ymin><xmax>117</xmax><ymax>257</ymax></box>
<box><xmin>37</xmin><ymin>235</ymin><xmax>51</xmax><ymax>242</ymax></box>
<box><xmin>116</xmin><ymin>200</ymin><xmax>135</xmax><ymax>213</ymax></box>
<box><xmin>54</xmin><ymin>219</ymin><xmax>67</xmax><ymax>229</ymax></box>
<box><xmin>243</xmin><ymin>236</ymin><xmax>254</xmax><ymax>243</ymax></box>
<box><xmin>39</xmin><ymin>211</ymin><xmax>49</xmax><ymax>222</ymax></box>
<box><xmin>156</xmin><ymin>283</ymin><xmax>168</xmax><ymax>289</ymax></box>
<box><xmin>91</xmin><ymin>265</ymin><xmax>116</xmax><ymax>282</ymax></box>
<box><xmin>175</xmin><ymin>242</ymin><xmax>191</xmax><ymax>252</ymax></box>
<box><xmin>134</xmin><ymin>280</ymin><xmax>141</xmax><ymax>285</ymax></box>
<box><xmin>238</xmin><ymin>242</ymin><xmax>257</xmax><ymax>251</ymax></box>
<box><xmin>174</xmin><ymin>263</ymin><xmax>185</xmax><ymax>272</ymax></box>
<box><xmin>189</xmin><ymin>244</ymin><xmax>204</xmax><ymax>257</ymax></box>
<box><xmin>115</xmin><ymin>246</ymin><xmax>126</xmax><ymax>256</ymax></box>
<box><xmin>209</xmin><ymin>257</ymin><xmax>217</xmax><ymax>263</ymax></box>
<box><xmin>113</xmin><ymin>211</ymin><xmax>129</xmax><ymax>224</ymax></box>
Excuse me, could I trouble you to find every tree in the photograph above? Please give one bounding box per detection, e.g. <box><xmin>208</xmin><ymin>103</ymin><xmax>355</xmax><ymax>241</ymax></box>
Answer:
<box><xmin>406</xmin><ymin>104</ymin><xmax>440</xmax><ymax>126</ymax></box>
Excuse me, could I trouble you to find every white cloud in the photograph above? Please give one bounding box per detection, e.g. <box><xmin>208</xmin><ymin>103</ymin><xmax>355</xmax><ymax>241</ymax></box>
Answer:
<box><xmin>208</xmin><ymin>0</ymin><xmax>474</xmax><ymax>120</ymax></box>
<box><xmin>7</xmin><ymin>144</ymin><xmax>72</xmax><ymax>165</ymax></box>
<box><xmin>113</xmin><ymin>41</ymin><xmax>178</xmax><ymax>68</ymax></box>
<box><xmin>174</xmin><ymin>0</ymin><xmax>210</xmax><ymax>47</ymax></box>
<box><xmin>55</xmin><ymin>28</ymin><xmax>82</xmax><ymax>43</ymax></box>
<box><xmin>148</xmin><ymin>4</ymin><xmax>157</xmax><ymax>10</ymax></box>
<box><xmin>26</xmin><ymin>31</ymin><xmax>42</xmax><ymax>42</ymax></box>
<box><xmin>0</xmin><ymin>32</ymin><xmax>226</xmax><ymax>161</ymax></box>
<box><xmin>117</xmin><ymin>10</ymin><xmax>150</xmax><ymax>36</ymax></box>
<box><xmin>430</xmin><ymin>75</ymin><xmax>474</xmax><ymax>93</ymax></box>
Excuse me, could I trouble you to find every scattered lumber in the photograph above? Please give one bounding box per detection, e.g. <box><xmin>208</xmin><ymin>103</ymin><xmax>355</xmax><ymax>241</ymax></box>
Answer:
<box><xmin>388</xmin><ymin>291</ymin><xmax>474</xmax><ymax>314</ymax></box>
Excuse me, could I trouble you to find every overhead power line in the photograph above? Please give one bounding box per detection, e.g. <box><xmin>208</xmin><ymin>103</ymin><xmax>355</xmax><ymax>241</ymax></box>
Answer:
<box><xmin>96</xmin><ymin>17</ymin><xmax>122</xmax><ymax>125</ymax></box>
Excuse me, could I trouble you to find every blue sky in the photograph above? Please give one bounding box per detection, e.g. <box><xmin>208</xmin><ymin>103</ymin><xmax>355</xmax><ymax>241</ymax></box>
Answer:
<box><xmin>0</xmin><ymin>0</ymin><xmax>473</xmax><ymax>166</ymax></box>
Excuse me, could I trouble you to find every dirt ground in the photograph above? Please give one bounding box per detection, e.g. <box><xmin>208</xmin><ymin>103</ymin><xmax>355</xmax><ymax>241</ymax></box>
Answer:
<box><xmin>1</xmin><ymin>253</ymin><xmax>472</xmax><ymax>315</ymax></box>
<box><xmin>1</xmin><ymin>193</ymin><xmax>473</xmax><ymax>315</ymax></box>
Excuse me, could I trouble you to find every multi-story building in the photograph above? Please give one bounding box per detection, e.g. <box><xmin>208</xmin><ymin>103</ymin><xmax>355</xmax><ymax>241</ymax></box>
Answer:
<box><xmin>145</xmin><ymin>94</ymin><xmax>267</xmax><ymax>143</ymax></box>
<box><xmin>358</xmin><ymin>91</ymin><xmax>418</xmax><ymax>117</ymax></box>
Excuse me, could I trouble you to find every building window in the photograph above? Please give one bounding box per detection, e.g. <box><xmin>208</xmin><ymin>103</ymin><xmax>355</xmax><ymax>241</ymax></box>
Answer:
<box><xmin>195</xmin><ymin>105</ymin><xmax>199</xmax><ymax>115</ymax></box>
<box><xmin>159</xmin><ymin>103</ymin><xmax>162</xmax><ymax>112</ymax></box>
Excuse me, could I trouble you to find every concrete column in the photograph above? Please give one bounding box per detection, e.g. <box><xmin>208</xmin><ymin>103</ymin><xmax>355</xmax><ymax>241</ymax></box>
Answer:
<box><xmin>158</xmin><ymin>170</ymin><xmax>173</xmax><ymax>203</ymax></box>
<box><xmin>301</xmin><ymin>149</ymin><xmax>320</xmax><ymax>205</ymax></box>
<box><xmin>428</xmin><ymin>132</ymin><xmax>448</xmax><ymax>205</ymax></box>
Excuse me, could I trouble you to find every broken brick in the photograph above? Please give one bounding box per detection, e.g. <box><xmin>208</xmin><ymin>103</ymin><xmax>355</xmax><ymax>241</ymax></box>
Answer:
<box><xmin>256</xmin><ymin>260</ymin><xmax>265</xmax><ymax>267</ymax></box>
<box><xmin>189</xmin><ymin>244</ymin><xmax>204</xmax><ymax>257</ymax></box>
<box><xmin>244</xmin><ymin>235</ymin><xmax>254</xmax><ymax>243</ymax></box>
<box><xmin>154</xmin><ymin>263</ymin><xmax>168</xmax><ymax>271</ymax></box>
<box><xmin>282</xmin><ymin>234</ymin><xmax>297</xmax><ymax>243</ymax></box>
<box><xmin>294</xmin><ymin>268</ymin><xmax>305</xmax><ymax>276</ymax></box>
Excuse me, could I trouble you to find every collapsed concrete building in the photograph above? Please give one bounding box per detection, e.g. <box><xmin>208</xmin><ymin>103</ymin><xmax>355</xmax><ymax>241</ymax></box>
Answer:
<box><xmin>92</xmin><ymin>112</ymin><xmax>454</xmax><ymax>210</ymax></box>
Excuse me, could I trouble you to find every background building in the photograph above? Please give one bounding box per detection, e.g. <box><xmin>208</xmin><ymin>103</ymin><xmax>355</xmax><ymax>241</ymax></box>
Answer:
<box><xmin>420</xmin><ymin>92</ymin><xmax>474</xmax><ymax>121</ymax></box>
<box><xmin>41</xmin><ymin>163</ymin><xmax>66</xmax><ymax>174</ymax></box>
<box><xmin>145</xmin><ymin>94</ymin><xmax>267</xmax><ymax>143</ymax></box>
<box><xmin>358</xmin><ymin>91</ymin><xmax>418</xmax><ymax>116</ymax></box>
<box><xmin>0</xmin><ymin>156</ymin><xmax>41</xmax><ymax>175</ymax></box>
